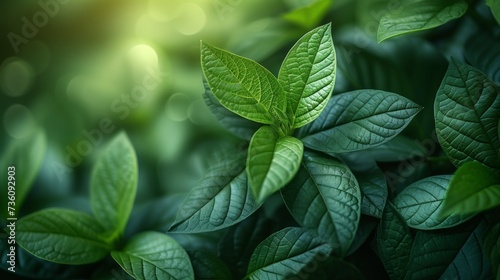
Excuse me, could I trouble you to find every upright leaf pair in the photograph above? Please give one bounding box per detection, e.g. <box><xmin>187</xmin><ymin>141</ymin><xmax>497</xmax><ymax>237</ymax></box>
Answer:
<box><xmin>201</xmin><ymin>23</ymin><xmax>336</xmax><ymax>202</ymax></box>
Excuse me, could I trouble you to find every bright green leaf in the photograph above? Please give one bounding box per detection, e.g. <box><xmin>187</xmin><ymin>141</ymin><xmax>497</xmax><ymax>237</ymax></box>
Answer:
<box><xmin>16</xmin><ymin>208</ymin><xmax>110</xmax><ymax>264</ymax></box>
<box><xmin>245</xmin><ymin>227</ymin><xmax>332</xmax><ymax>280</ymax></box>
<box><xmin>394</xmin><ymin>175</ymin><xmax>475</xmax><ymax>230</ymax></box>
<box><xmin>281</xmin><ymin>152</ymin><xmax>361</xmax><ymax>256</ymax></box>
<box><xmin>377</xmin><ymin>203</ymin><xmax>413</xmax><ymax>280</ymax></box>
<box><xmin>187</xmin><ymin>250</ymin><xmax>233</xmax><ymax>280</ymax></box>
<box><xmin>278</xmin><ymin>23</ymin><xmax>336</xmax><ymax>128</ymax></box>
<box><xmin>247</xmin><ymin>126</ymin><xmax>303</xmax><ymax>203</ymax></box>
<box><xmin>434</xmin><ymin>59</ymin><xmax>500</xmax><ymax>170</ymax></box>
<box><xmin>0</xmin><ymin>129</ymin><xmax>46</xmax><ymax>218</ymax></box>
<box><xmin>112</xmin><ymin>231</ymin><xmax>194</xmax><ymax>280</ymax></box>
<box><xmin>441</xmin><ymin>161</ymin><xmax>500</xmax><ymax>215</ymax></box>
<box><xmin>298</xmin><ymin>89</ymin><xmax>421</xmax><ymax>153</ymax></box>
<box><xmin>169</xmin><ymin>152</ymin><xmax>261</xmax><ymax>232</ymax></box>
<box><xmin>377</xmin><ymin>0</ymin><xmax>468</xmax><ymax>42</ymax></box>
<box><xmin>90</xmin><ymin>132</ymin><xmax>138</xmax><ymax>240</ymax></box>
<box><xmin>201</xmin><ymin>42</ymin><xmax>286</xmax><ymax>124</ymax></box>
<box><xmin>283</xmin><ymin>0</ymin><xmax>331</xmax><ymax>30</ymax></box>
<box><xmin>487</xmin><ymin>0</ymin><xmax>500</xmax><ymax>25</ymax></box>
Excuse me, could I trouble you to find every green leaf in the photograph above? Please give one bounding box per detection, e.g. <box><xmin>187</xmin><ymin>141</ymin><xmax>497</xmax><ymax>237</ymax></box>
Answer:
<box><xmin>187</xmin><ymin>250</ymin><xmax>233</xmax><ymax>280</ymax></box>
<box><xmin>377</xmin><ymin>203</ymin><xmax>413</xmax><ymax>280</ymax></box>
<box><xmin>298</xmin><ymin>89</ymin><xmax>422</xmax><ymax>153</ymax></box>
<box><xmin>441</xmin><ymin>161</ymin><xmax>500</xmax><ymax>215</ymax></box>
<box><xmin>112</xmin><ymin>231</ymin><xmax>194</xmax><ymax>280</ymax></box>
<box><xmin>203</xmin><ymin>79</ymin><xmax>260</xmax><ymax>141</ymax></box>
<box><xmin>484</xmin><ymin>213</ymin><xmax>500</xmax><ymax>279</ymax></box>
<box><xmin>283</xmin><ymin>0</ymin><xmax>331</xmax><ymax>30</ymax></box>
<box><xmin>347</xmin><ymin>215</ymin><xmax>378</xmax><ymax>255</ymax></box>
<box><xmin>278</xmin><ymin>23</ymin><xmax>336</xmax><ymax>128</ymax></box>
<box><xmin>356</xmin><ymin>135</ymin><xmax>427</xmax><ymax>163</ymax></box>
<box><xmin>0</xmin><ymin>129</ymin><xmax>46</xmax><ymax>218</ymax></box>
<box><xmin>434</xmin><ymin>59</ymin><xmax>500</xmax><ymax>170</ymax></box>
<box><xmin>90</xmin><ymin>132</ymin><xmax>138</xmax><ymax>240</ymax></box>
<box><xmin>169</xmin><ymin>151</ymin><xmax>260</xmax><ymax>233</ymax></box>
<box><xmin>356</xmin><ymin>165</ymin><xmax>388</xmax><ymax>218</ymax></box>
<box><xmin>281</xmin><ymin>152</ymin><xmax>361</xmax><ymax>256</ymax></box>
<box><xmin>247</xmin><ymin>126</ymin><xmax>303</xmax><ymax>203</ymax></box>
<box><xmin>245</xmin><ymin>227</ymin><xmax>332</xmax><ymax>279</ymax></box>
<box><xmin>201</xmin><ymin>42</ymin><xmax>286</xmax><ymax>124</ymax></box>
<box><xmin>16</xmin><ymin>208</ymin><xmax>110</xmax><ymax>264</ymax></box>
<box><xmin>377</xmin><ymin>0</ymin><xmax>468</xmax><ymax>42</ymax></box>
<box><xmin>394</xmin><ymin>175</ymin><xmax>475</xmax><ymax>230</ymax></box>
<box><xmin>487</xmin><ymin>0</ymin><xmax>500</xmax><ymax>25</ymax></box>
<box><xmin>465</xmin><ymin>31</ymin><xmax>500</xmax><ymax>83</ymax></box>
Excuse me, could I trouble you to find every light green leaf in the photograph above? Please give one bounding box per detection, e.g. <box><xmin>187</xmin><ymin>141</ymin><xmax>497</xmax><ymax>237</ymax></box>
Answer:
<box><xmin>377</xmin><ymin>0</ymin><xmax>468</xmax><ymax>42</ymax></box>
<box><xmin>435</xmin><ymin>59</ymin><xmax>500</xmax><ymax>170</ymax></box>
<box><xmin>169</xmin><ymin>152</ymin><xmax>260</xmax><ymax>233</ymax></box>
<box><xmin>377</xmin><ymin>203</ymin><xmax>413</xmax><ymax>280</ymax></box>
<box><xmin>394</xmin><ymin>175</ymin><xmax>475</xmax><ymax>230</ymax></box>
<box><xmin>90</xmin><ymin>132</ymin><xmax>138</xmax><ymax>240</ymax></box>
<box><xmin>245</xmin><ymin>227</ymin><xmax>332</xmax><ymax>280</ymax></box>
<box><xmin>247</xmin><ymin>126</ymin><xmax>303</xmax><ymax>203</ymax></box>
<box><xmin>278</xmin><ymin>23</ymin><xmax>336</xmax><ymax>128</ymax></box>
<box><xmin>441</xmin><ymin>161</ymin><xmax>500</xmax><ymax>215</ymax></box>
<box><xmin>187</xmin><ymin>250</ymin><xmax>232</xmax><ymax>280</ymax></box>
<box><xmin>112</xmin><ymin>231</ymin><xmax>194</xmax><ymax>280</ymax></box>
<box><xmin>16</xmin><ymin>208</ymin><xmax>110</xmax><ymax>264</ymax></box>
<box><xmin>298</xmin><ymin>89</ymin><xmax>421</xmax><ymax>153</ymax></box>
<box><xmin>201</xmin><ymin>42</ymin><xmax>286</xmax><ymax>124</ymax></box>
<box><xmin>281</xmin><ymin>152</ymin><xmax>361</xmax><ymax>256</ymax></box>
<box><xmin>487</xmin><ymin>0</ymin><xmax>500</xmax><ymax>25</ymax></box>
<box><xmin>282</xmin><ymin>0</ymin><xmax>332</xmax><ymax>29</ymax></box>
<box><xmin>0</xmin><ymin>129</ymin><xmax>46</xmax><ymax>218</ymax></box>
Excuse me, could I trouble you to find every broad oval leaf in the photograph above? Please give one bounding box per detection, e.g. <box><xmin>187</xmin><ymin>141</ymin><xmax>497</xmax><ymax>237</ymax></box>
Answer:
<box><xmin>434</xmin><ymin>59</ymin><xmax>500</xmax><ymax>170</ymax></box>
<box><xmin>377</xmin><ymin>203</ymin><xmax>413</xmax><ymax>280</ymax></box>
<box><xmin>377</xmin><ymin>0</ymin><xmax>468</xmax><ymax>42</ymax></box>
<box><xmin>245</xmin><ymin>227</ymin><xmax>332</xmax><ymax>280</ymax></box>
<box><xmin>247</xmin><ymin>126</ymin><xmax>303</xmax><ymax>203</ymax></box>
<box><xmin>112</xmin><ymin>231</ymin><xmax>194</xmax><ymax>280</ymax></box>
<box><xmin>169</xmin><ymin>151</ymin><xmax>260</xmax><ymax>233</ymax></box>
<box><xmin>0</xmin><ymin>129</ymin><xmax>46</xmax><ymax>218</ymax></box>
<box><xmin>16</xmin><ymin>208</ymin><xmax>111</xmax><ymax>264</ymax></box>
<box><xmin>394</xmin><ymin>175</ymin><xmax>475</xmax><ymax>230</ymax></box>
<box><xmin>281</xmin><ymin>152</ymin><xmax>361</xmax><ymax>256</ymax></box>
<box><xmin>298</xmin><ymin>89</ymin><xmax>422</xmax><ymax>153</ymax></box>
<box><xmin>441</xmin><ymin>161</ymin><xmax>500</xmax><ymax>215</ymax></box>
<box><xmin>278</xmin><ymin>23</ymin><xmax>336</xmax><ymax>128</ymax></box>
<box><xmin>201</xmin><ymin>42</ymin><xmax>286</xmax><ymax>124</ymax></box>
<box><xmin>90</xmin><ymin>132</ymin><xmax>138</xmax><ymax>240</ymax></box>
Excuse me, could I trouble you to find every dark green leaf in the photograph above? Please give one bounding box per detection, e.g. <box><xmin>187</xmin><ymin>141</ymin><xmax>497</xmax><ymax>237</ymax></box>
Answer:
<box><xmin>90</xmin><ymin>132</ymin><xmax>138</xmax><ymax>240</ymax></box>
<box><xmin>484</xmin><ymin>213</ymin><xmax>500</xmax><ymax>279</ymax></box>
<box><xmin>357</xmin><ymin>135</ymin><xmax>427</xmax><ymax>163</ymax></box>
<box><xmin>377</xmin><ymin>203</ymin><xmax>413</xmax><ymax>280</ymax></box>
<box><xmin>201</xmin><ymin>42</ymin><xmax>286</xmax><ymax>124</ymax></box>
<box><xmin>441</xmin><ymin>161</ymin><xmax>500</xmax><ymax>215</ymax></box>
<box><xmin>16</xmin><ymin>208</ymin><xmax>110</xmax><ymax>264</ymax></box>
<box><xmin>298</xmin><ymin>89</ymin><xmax>421</xmax><ymax>153</ymax></box>
<box><xmin>434</xmin><ymin>59</ymin><xmax>500</xmax><ymax>170</ymax></box>
<box><xmin>377</xmin><ymin>0</ymin><xmax>468</xmax><ymax>42</ymax></box>
<box><xmin>487</xmin><ymin>0</ymin><xmax>500</xmax><ymax>24</ymax></box>
<box><xmin>279</xmin><ymin>23</ymin><xmax>336</xmax><ymax>128</ymax></box>
<box><xmin>247</xmin><ymin>126</ymin><xmax>303</xmax><ymax>203</ymax></box>
<box><xmin>347</xmin><ymin>215</ymin><xmax>378</xmax><ymax>256</ymax></box>
<box><xmin>356</xmin><ymin>165</ymin><xmax>388</xmax><ymax>218</ymax></box>
<box><xmin>245</xmin><ymin>227</ymin><xmax>332</xmax><ymax>279</ymax></box>
<box><xmin>465</xmin><ymin>31</ymin><xmax>500</xmax><ymax>83</ymax></box>
<box><xmin>281</xmin><ymin>152</ymin><xmax>361</xmax><ymax>256</ymax></box>
<box><xmin>187</xmin><ymin>250</ymin><xmax>232</xmax><ymax>280</ymax></box>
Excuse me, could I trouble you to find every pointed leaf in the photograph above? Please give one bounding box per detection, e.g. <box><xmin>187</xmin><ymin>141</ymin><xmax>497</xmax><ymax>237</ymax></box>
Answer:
<box><xmin>247</xmin><ymin>126</ymin><xmax>303</xmax><ymax>203</ymax></box>
<box><xmin>16</xmin><ymin>208</ymin><xmax>111</xmax><ymax>264</ymax></box>
<box><xmin>441</xmin><ymin>161</ymin><xmax>500</xmax><ymax>215</ymax></box>
<box><xmin>90</xmin><ymin>132</ymin><xmax>138</xmax><ymax>239</ymax></box>
<box><xmin>377</xmin><ymin>203</ymin><xmax>413</xmax><ymax>280</ymax></box>
<box><xmin>201</xmin><ymin>42</ymin><xmax>286</xmax><ymax>124</ymax></box>
<box><xmin>298</xmin><ymin>89</ymin><xmax>421</xmax><ymax>153</ymax></box>
<box><xmin>394</xmin><ymin>175</ymin><xmax>475</xmax><ymax>230</ymax></box>
<box><xmin>377</xmin><ymin>0</ymin><xmax>468</xmax><ymax>42</ymax></box>
<box><xmin>434</xmin><ymin>59</ymin><xmax>500</xmax><ymax>170</ymax></box>
<box><xmin>1</xmin><ymin>129</ymin><xmax>46</xmax><ymax>218</ymax></box>
<box><xmin>169</xmin><ymin>152</ymin><xmax>260</xmax><ymax>233</ymax></box>
<box><xmin>112</xmin><ymin>231</ymin><xmax>194</xmax><ymax>280</ymax></box>
<box><xmin>281</xmin><ymin>152</ymin><xmax>361</xmax><ymax>256</ymax></box>
<box><xmin>245</xmin><ymin>227</ymin><xmax>332</xmax><ymax>279</ymax></box>
<box><xmin>278</xmin><ymin>23</ymin><xmax>336</xmax><ymax>128</ymax></box>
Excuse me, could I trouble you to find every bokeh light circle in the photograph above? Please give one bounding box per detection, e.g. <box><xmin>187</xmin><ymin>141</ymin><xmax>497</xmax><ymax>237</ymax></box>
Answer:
<box><xmin>0</xmin><ymin>58</ymin><xmax>35</xmax><ymax>97</ymax></box>
<box><xmin>3</xmin><ymin>104</ymin><xmax>37</xmax><ymax>139</ymax></box>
